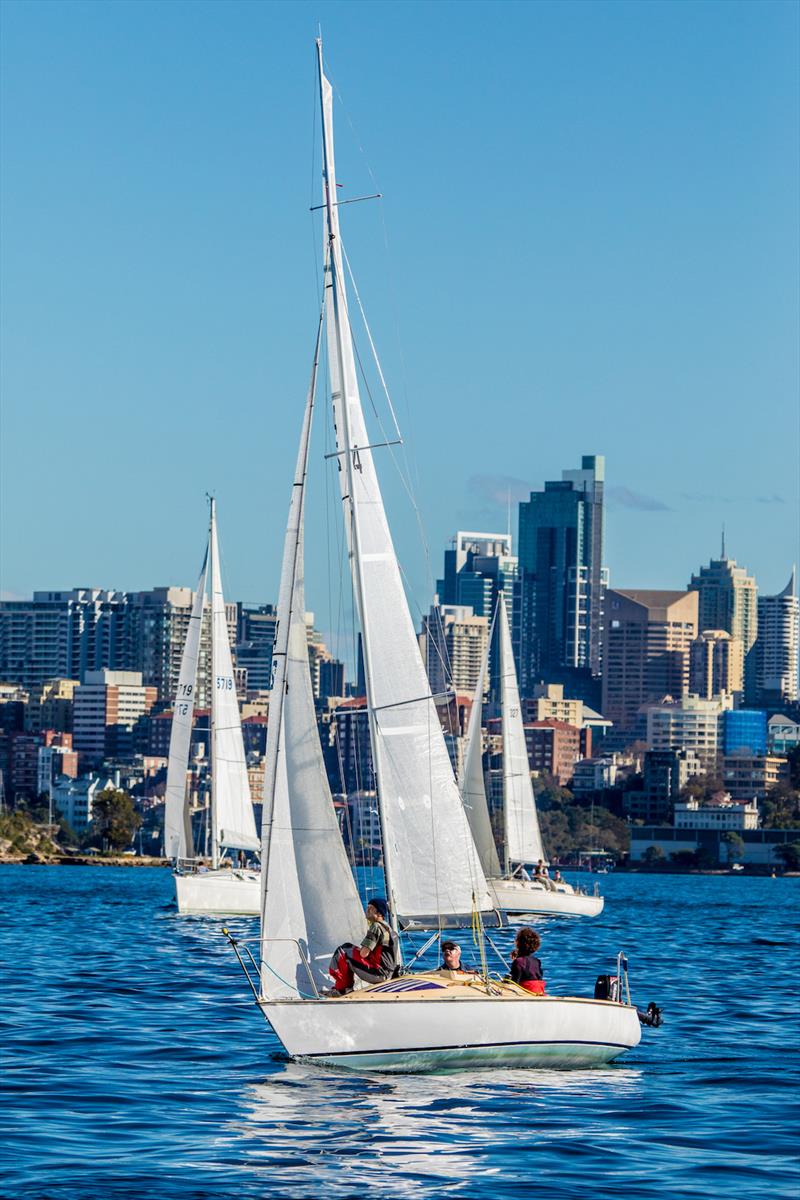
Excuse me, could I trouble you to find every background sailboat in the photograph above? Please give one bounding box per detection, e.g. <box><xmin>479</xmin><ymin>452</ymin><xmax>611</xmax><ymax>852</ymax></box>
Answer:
<box><xmin>166</xmin><ymin>499</ymin><xmax>261</xmax><ymax>914</ymax></box>
<box><xmin>461</xmin><ymin>592</ymin><xmax>604</xmax><ymax>918</ymax></box>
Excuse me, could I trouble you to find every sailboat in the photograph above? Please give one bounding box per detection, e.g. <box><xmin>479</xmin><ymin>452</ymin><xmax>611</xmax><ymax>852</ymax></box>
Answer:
<box><xmin>461</xmin><ymin>593</ymin><xmax>603</xmax><ymax>918</ymax></box>
<box><xmin>165</xmin><ymin>498</ymin><xmax>261</xmax><ymax>914</ymax></box>
<box><xmin>247</xmin><ymin>40</ymin><xmax>641</xmax><ymax>1071</ymax></box>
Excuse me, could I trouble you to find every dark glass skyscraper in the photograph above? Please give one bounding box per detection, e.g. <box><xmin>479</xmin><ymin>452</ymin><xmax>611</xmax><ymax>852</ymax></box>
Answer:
<box><xmin>517</xmin><ymin>455</ymin><xmax>606</xmax><ymax>706</ymax></box>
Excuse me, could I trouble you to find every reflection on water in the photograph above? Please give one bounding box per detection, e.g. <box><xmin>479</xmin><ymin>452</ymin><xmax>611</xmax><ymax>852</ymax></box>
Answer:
<box><xmin>2</xmin><ymin>867</ymin><xmax>798</xmax><ymax>1200</ymax></box>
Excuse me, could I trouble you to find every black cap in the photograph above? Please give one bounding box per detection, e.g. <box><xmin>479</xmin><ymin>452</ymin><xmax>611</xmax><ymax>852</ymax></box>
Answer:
<box><xmin>367</xmin><ymin>897</ymin><xmax>389</xmax><ymax>920</ymax></box>
<box><xmin>441</xmin><ymin>940</ymin><xmax>458</xmax><ymax>953</ymax></box>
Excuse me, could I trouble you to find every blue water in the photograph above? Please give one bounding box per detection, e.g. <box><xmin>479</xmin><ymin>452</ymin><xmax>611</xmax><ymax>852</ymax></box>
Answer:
<box><xmin>2</xmin><ymin>866</ymin><xmax>798</xmax><ymax>1199</ymax></box>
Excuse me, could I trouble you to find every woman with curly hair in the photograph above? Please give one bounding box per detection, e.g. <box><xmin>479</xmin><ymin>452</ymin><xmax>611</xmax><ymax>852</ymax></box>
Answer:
<box><xmin>509</xmin><ymin>926</ymin><xmax>545</xmax><ymax>994</ymax></box>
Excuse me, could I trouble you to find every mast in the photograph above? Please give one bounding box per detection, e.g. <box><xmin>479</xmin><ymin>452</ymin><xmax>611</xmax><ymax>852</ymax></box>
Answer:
<box><xmin>208</xmin><ymin>495</ymin><xmax>219</xmax><ymax>870</ymax></box>
<box><xmin>316</xmin><ymin>38</ymin><xmax>398</xmax><ymax>923</ymax></box>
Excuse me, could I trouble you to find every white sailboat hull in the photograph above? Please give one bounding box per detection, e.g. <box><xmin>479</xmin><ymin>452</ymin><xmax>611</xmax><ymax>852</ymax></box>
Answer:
<box><xmin>174</xmin><ymin>868</ymin><xmax>260</xmax><ymax>915</ymax></box>
<box><xmin>260</xmin><ymin>992</ymin><xmax>639</xmax><ymax>1072</ymax></box>
<box><xmin>490</xmin><ymin>878</ymin><xmax>604</xmax><ymax>918</ymax></box>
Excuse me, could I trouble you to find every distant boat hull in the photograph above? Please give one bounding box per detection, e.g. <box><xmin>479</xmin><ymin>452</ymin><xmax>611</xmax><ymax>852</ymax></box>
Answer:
<box><xmin>490</xmin><ymin>878</ymin><xmax>604</xmax><ymax>918</ymax></box>
<box><xmin>260</xmin><ymin>983</ymin><xmax>638</xmax><ymax>1072</ymax></box>
<box><xmin>174</xmin><ymin>868</ymin><xmax>260</xmax><ymax>915</ymax></box>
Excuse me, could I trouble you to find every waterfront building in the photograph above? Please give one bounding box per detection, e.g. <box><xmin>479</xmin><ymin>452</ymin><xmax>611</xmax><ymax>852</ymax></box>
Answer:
<box><xmin>52</xmin><ymin>774</ymin><xmax>109</xmax><ymax>834</ymax></box>
<box><xmin>518</xmin><ymin>455</ymin><xmax>607</xmax><ymax>705</ymax></box>
<box><xmin>72</xmin><ymin>670</ymin><xmax>157</xmax><ymax>766</ymax></box>
<box><xmin>646</xmin><ymin>693</ymin><xmax>731</xmax><ymax>774</ymax></box>
<box><xmin>767</xmin><ymin>714</ymin><xmax>800</xmax><ymax>756</ymax></box>
<box><xmin>37</xmin><ymin>734</ymin><xmax>78</xmax><ymax>801</ymax></box>
<box><xmin>755</xmin><ymin>569</ymin><xmax>799</xmax><ymax>705</ymax></box>
<box><xmin>630</xmin><ymin>824</ymin><xmax>797</xmax><ymax>866</ymax></box>
<box><xmin>721</xmin><ymin>709</ymin><xmax>767</xmax><ymax>757</ymax></box>
<box><xmin>422</xmin><ymin>604</ymin><xmax>489</xmax><ymax>698</ymax></box>
<box><xmin>722</xmin><ymin>754</ymin><xmax>789</xmax><ymax>800</ymax></box>
<box><xmin>689</xmin><ymin>630</ymin><xmax>744</xmax><ymax>703</ymax></box>
<box><xmin>602</xmin><ymin>589</ymin><xmax>699</xmax><ymax>737</ymax></box>
<box><xmin>626</xmin><ymin>747</ymin><xmax>704</xmax><ymax>824</ymax></box>
<box><xmin>674</xmin><ymin>795</ymin><xmax>759</xmax><ymax>832</ymax></box>
<box><xmin>688</xmin><ymin>553</ymin><xmax>758</xmax><ymax>700</ymax></box>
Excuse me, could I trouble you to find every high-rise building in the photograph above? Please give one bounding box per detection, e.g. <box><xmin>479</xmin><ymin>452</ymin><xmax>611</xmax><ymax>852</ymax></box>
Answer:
<box><xmin>435</xmin><ymin>531</ymin><xmax>518</xmax><ymax>695</ymax></box>
<box><xmin>517</xmin><ymin>455</ymin><xmax>607</xmax><ymax>706</ymax></box>
<box><xmin>721</xmin><ymin>709</ymin><xmax>767</xmax><ymax>756</ymax></box>
<box><xmin>236</xmin><ymin>603</ymin><xmax>278</xmax><ymax>695</ymax></box>
<box><xmin>688</xmin><ymin>554</ymin><xmax>758</xmax><ymax>700</ymax></box>
<box><xmin>602</xmin><ymin>589</ymin><xmax>699</xmax><ymax>736</ymax></box>
<box><xmin>646</xmin><ymin>693</ymin><xmax>732</xmax><ymax>774</ymax></box>
<box><xmin>72</xmin><ymin>670</ymin><xmax>157</xmax><ymax>765</ymax></box>
<box><xmin>689</xmin><ymin>630</ymin><xmax>744</xmax><ymax>703</ymax></box>
<box><xmin>0</xmin><ymin>589</ymin><xmax>127</xmax><ymax>689</ymax></box>
<box><xmin>422</xmin><ymin>604</ymin><xmax>489</xmax><ymax>698</ymax></box>
<box><xmin>755</xmin><ymin>569</ymin><xmax>798</xmax><ymax>706</ymax></box>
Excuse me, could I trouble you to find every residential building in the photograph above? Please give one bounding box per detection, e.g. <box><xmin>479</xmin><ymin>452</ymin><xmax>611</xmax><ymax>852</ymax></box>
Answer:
<box><xmin>602</xmin><ymin>590</ymin><xmax>699</xmax><ymax>736</ymax></box>
<box><xmin>722</xmin><ymin>754</ymin><xmax>789</xmax><ymax>800</ymax></box>
<box><xmin>721</xmin><ymin>709</ymin><xmax>767</xmax><ymax>757</ymax></box>
<box><xmin>26</xmin><ymin>678</ymin><xmax>78</xmax><ymax>734</ymax></box>
<box><xmin>626</xmin><ymin>748</ymin><xmax>703</xmax><ymax>823</ymax></box>
<box><xmin>37</xmin><ymin>734</ymin><xmax>79</xmax><ymax>800</ymax></box>
<box><xmin>522</xmin><ymin>682</ymin><xmax>584</xmax><ymax>728</ymax></box>
<box><xmin>517</xmin><ymin>455</ymin><xmax>607</xmax><ymax>706</ymax></box>
<box><xmin>0</xmin><ymin>589</ymin><xmax>126</xmax><ymax>689</ymax></box>
<box><xmin>646</xmin><ymin>693</ymin><xmax>731</xmax><ymax>773</ymax></box>
<box><xmin>124</xmin><ymin>587</ymin><xmax>220</xmax><ymax>706</ymax></box>
<box><xmin>767</xmin><ymin>714</ymin><xmax>800</xmax><ymax>756</ymax></box>
<box><xmin>522</xmin><ymin>719</ymin><xmax>582</xmax><ymax>786</ymax></box>
<box><xmin>688</xmin><ymin>553</ymin><xmax>758</xmax><ymax>700</ymax></box>
<box><xmin>689</xmin><ymin>630</ymin><xmax>744</xmax><ymax>703</ymax></box>
<box><xmin>52</xmin><ymin>774</ymin><xmax>109</xmax><ymax>834</ymax></box>
<box><xmin>571</xmin><ymin>756</ymin><xmax>619</xmax><ymax>797</ymax></box>
<box><xmin>436</xmin><ymin>531</ymin><xmax>518</xmax><ymax>695</ymax></box>
<box><xmin>236</xmin><ymin>604</ymin><xmax>278</xmax><ymax>696</ymax></box>
<box><xmin>674</xmin><ymin>795</ymin><xmax>759</xmax><ymax>831</ymax></box>
<box><xmin>332</xmin><ymin>698</ymin><xmax>373</xmax><ymax>795</ymax></box>
<box><xmin>72</xmin><ymin>670</ymin><xmax>157</xmax><ymax>766</ymax></box>
<box><xmin>422</xmin><ymin>605</ymin><xmax>489</xmax><ymax>698</ymax></box>
<box><xmin>755</xmin><ymin>569</ymin><xmax>799</xmax><ymax>705</ymax></box>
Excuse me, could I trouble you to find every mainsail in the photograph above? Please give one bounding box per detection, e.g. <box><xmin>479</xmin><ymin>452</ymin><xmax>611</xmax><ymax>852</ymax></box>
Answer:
<box><xmin>459</xmin><ymin>625</ymin><xmax>502</xmax><ymax>879</ymax></box>
<box><xmin>498</xmin><ymin>591</ymin><xmax>545</xmax><ymax>867</ymax></box>
<box><xmin>209</xmin><ymin>499</ymin><xmax>259</xmax><ymax>860</ymax></box>
<box><xmin>164</xmin><ymin>551</ymin><xmax>208</xmax><ymax>859</ymax></box>
<box><xmin>318</xmin><ymin>47</ymin><xmax>493</xmax><ymax>922</ymax></box>
<box><xmin>260</xmin><ymin>312</ymin><xmax>364</xmax><ymax>999</ymax></box>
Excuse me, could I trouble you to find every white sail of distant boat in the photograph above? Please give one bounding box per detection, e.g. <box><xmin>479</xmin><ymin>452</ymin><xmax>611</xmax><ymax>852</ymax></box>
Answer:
<box><xmin>460</xmin><ymin>613</ymin><xmax>502</xmax><ymax>879</ymax></box>
<box><xmin>245</xmin><ymin>40</ymin><xmax>639</xmax><ymax>1072</ymax></box>
<box><xmin>498</xmin><ymin>591</ymin><xmax>545</xmax><ymax>869</ymax></box>
<box><xmin>171</xmin><ymin>499</ymin><xmax>261</xmax><ymax>914</ymax></box>
<box><xmin>459</xmin><ymin>592</ymin><xmax>604</xmax><ymax>918</ymax></box>
<box><xmin>164</xmin><ymin>551</ymin><xmax>208</xmax><ymax>860</ymax></box>
<box><xmin>209</xmin><ymin>502</ymin><xmax>260</xmax><ymax>861</ymax></box>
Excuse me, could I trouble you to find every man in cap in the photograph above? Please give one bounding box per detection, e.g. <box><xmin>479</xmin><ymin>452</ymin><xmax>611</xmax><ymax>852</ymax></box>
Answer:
<box><xmin>327</xmin><ymin>897</ymin><xmax>398</xmax><ymax>995</ymax></box>
<box><xmin>439</xmin><ymin>940</ymin><xmax>477</xmax><ymax>977</ymax></box>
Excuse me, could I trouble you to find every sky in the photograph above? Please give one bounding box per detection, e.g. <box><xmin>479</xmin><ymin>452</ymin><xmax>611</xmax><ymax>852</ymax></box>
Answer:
<box><xmin>1</xmin><ymin>0</ymin><xmax>798</xmax><ymax>657</ymax></box>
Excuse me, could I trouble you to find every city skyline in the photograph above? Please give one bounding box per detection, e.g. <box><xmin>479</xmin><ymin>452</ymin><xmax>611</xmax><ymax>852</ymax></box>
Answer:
<box><xmin>1</xmin><ymin>1</ymin><xmax>797</xmax><ymax>640</ymax></box>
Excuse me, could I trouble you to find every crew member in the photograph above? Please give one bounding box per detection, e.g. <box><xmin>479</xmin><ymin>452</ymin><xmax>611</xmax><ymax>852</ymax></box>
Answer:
<box><xmin>327</xmin><ymin>898</ymin><xmax>398</xmax><ymax>995</ymax></box>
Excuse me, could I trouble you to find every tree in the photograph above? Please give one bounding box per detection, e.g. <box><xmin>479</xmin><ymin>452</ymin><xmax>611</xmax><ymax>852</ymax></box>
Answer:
<box><xmin>774</xmin><ymin>840</ymin><xmax>800</xmax><ymax>871</ymax></box>
<box><xmin>722</xmin><ymin>832</ymin><xmax>745</xmax><ymax>863</ymax></box>
<box><xmin>90</xmin><ymin>788</ymin><xmax>142</xmax><ymax>852</ymax></box>
<box><xmin>642</xmin><ymin>845</ymin><xmax>665</xmax><ymax>865</ymax></box>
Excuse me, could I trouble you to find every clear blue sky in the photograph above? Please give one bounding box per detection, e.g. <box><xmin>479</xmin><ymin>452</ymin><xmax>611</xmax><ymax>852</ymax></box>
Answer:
<box><xmin>2</xmin><ymin>0</ymin><xmax>798</xmax><ymax>650</ymax></box>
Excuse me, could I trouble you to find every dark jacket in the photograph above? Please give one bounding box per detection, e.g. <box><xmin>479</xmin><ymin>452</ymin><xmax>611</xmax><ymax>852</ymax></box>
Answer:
<box><xmin>510</xmin><ymin>954</ymin><xmax>543</xmax><ymax>984</ymax></box>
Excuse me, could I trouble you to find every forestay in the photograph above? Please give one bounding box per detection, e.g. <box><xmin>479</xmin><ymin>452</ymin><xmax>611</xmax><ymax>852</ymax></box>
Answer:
<box><xmin>459</xmin><ymin>627</ymin><xmax>502</xmax><ymax>880</ymax></box>
<box><xmin>260</xmin><ymin>316</ymin><xmax>364</xmax><ymax>999</ymax></box>
<box><xmin>163</xmin><ymin>551</ymin><xmax>208</xmax><ymax>860</ymax></box>
<box><xmin>319</xmin><ymin>54</ymin><xmax>493</xmax><ymax>922</ymax></box>
<box><xmin>210</xmin><ymin>502</ymin><xmax>259</xmax><ymax>854</ymax></box>
<box><xmin>499</xmin><ymin>592</ymin><xmax>545</xmax><ymax>867</ymax></box>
